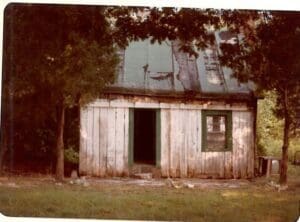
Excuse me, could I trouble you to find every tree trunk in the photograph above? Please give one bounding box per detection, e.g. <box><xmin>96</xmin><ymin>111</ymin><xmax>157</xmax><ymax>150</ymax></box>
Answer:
<box><xmin>0</xmin><ymin>119</ymin><xmax>9</xmax><ymax>175</ymax></box>
<box><xmin>55</xmin><ymin>105</ymin><xmax>65</xmax><ymax>181</ymax></box>
<box><xmin>0</xmin><ymin>135</ymin><xmax>8</xmax><ymax>175</ymax></box>
<box><xmin>279</xmin><ymin>88</ymin><xmax>290</xmax><ymax>185</ymax></box>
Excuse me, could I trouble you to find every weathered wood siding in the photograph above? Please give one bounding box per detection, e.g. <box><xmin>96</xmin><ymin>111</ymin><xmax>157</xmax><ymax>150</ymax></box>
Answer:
<box><xmin>161</xmin><ymin>109</ymin><xmax>254</xmax><ymax>178</ymax></box>
<box><xmin>79</xmin><ymin>106</ymin><xmax>129</xmax><ymax>177</ymax></box>
<box><xmin>80</xmin><ymin>97</ymin><xmax>255</xmax><ymax>178</ymax></box>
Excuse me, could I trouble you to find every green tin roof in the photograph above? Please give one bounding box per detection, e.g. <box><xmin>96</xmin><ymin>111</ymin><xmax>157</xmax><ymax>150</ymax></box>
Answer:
<box><xmin>110</xmin><ymin>31</ymin><xmax>255</xmax><ymax>98</ymax></box>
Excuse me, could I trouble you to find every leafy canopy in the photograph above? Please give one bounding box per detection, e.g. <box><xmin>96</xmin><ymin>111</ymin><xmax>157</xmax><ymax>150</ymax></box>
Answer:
<box><xmin>219</xmin><ymin>11</ymin><xmax>300</xmax><ymax>124</ymax></box>
<box><xmin>4</xmin><ymin>4</ymin><xmax>119</xmax><ymax>108</ymax></box>
<box><xmin>106</xmin><ymin>7</ymin><xmax>222</xmax><ymax>55</ymax></box>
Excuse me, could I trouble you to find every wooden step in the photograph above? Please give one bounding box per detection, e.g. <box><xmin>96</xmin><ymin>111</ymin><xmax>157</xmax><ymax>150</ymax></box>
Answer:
<box><xmin>132</xmin><ymin>173</ymin><xmax>153</xmax><ymax>179</ymax></box>
<box><xmin>129</xmin><ymin>164</ymin><xmax>161</xmax><ymax>178</ymax></box>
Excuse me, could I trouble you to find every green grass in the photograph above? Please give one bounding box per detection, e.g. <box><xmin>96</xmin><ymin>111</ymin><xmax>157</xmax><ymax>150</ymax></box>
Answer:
<box><xmin>0</xmin><ymin>180</ymin><xmax>299</xmax><ymax>222</ymax></box>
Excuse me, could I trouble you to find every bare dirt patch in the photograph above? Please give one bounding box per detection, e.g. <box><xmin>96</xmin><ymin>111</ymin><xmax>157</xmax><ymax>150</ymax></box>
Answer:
<box><xmin>0</xmin><ymin>175</ymin><xmax>271</xmax><ymax>190</ymax></box>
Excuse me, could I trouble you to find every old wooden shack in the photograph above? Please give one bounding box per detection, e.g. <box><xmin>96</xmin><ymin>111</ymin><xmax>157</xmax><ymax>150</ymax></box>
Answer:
<box><xmin>79</xmin><ymin>31</ymin><xmax>257</xmax><ymax>179</ymax></box>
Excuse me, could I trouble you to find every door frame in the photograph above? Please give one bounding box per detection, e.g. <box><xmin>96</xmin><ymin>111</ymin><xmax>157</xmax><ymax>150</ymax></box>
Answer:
<box><xmin>128</xmin><ymin>108</ymin><xmax>161</xmax><ymax>167</ymax></box>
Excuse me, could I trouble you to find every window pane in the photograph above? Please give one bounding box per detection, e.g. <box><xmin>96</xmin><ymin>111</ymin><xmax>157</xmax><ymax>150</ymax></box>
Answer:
<box><xmin>206</xmin><ymin>116</ymin><xmax>226</xmax><ymax>150</ymax></box>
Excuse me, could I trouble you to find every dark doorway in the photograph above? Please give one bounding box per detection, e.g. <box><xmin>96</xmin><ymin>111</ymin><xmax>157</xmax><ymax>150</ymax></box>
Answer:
<box><xmin>134</xmin><ymin>109</ymin><xmax>156</xmax><ymax>165</ymax></box>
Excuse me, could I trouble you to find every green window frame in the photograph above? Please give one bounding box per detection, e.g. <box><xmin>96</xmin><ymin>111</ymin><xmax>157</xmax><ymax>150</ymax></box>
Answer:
<box><xmin>202</xmin><ymin>110</ymin><xmax>232</xmax><ymax>152</ymax></box>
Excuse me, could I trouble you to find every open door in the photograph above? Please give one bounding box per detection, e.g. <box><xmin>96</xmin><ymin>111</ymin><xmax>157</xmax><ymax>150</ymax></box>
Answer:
<box><xmin>129</xmin><ymin>108</ymin><xmax>161</xmax><ymax>167</ymax></box>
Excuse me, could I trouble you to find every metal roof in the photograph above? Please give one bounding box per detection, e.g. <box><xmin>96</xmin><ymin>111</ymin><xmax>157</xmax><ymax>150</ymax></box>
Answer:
<box><xmin>109</xmin><ymin>31</ymin><xmax>255</xmax><ymax>98</ymax></box>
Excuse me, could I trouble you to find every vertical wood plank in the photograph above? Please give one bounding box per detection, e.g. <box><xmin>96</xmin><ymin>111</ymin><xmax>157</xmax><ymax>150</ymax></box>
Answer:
<box><xmin>249</xmin><ymin>112</ymin><xmax>255</xmax><ymax>177</ymax></box>
<box><xmin>160</xmin><ymin>109</ymin><xmax>169</xmax><ymax>177</ymax></box>
<box><xmin>247</xmin><ymin>112</ymin><xmax>251</xmax><ymax>177</ymax></box>
<box><xmin>185</xmin><ymin>110</ymin><xmax>191</xmax><ymax>176</ymax></box>
<box><xmin>92</xmin><ymin>108</ymin><xmax>100</xmax><ymax>176</ymax></box>
<box><xmin>195</xmin><ymin>110</ymin><xmax>201</xmax><ymax>174</ymax></box>
<box><xmin>170</xmin><ymin>109</ymin><xmax>180</xmax><ymax>177</ymax></box>
<box><xmin>99</xmin><ymin>108</ymin><xmax>108</xmax><ymax>177</ymax></box>
<box><xmin>176</xmin><ymin>110</ymin><xmax>183</xmax><ymax>177</ymax></box>
<box><xmin>204</xmin><ymin>152</ymin><xmax>213</xmax><ymax>174</ymax></box>
<box><xmin>180</xmin><ymin>110</ymin><xmax>188</xmax><ymax>177</ymax></box>
<box><xmin>169</xmin><ymin>110</ymin><xmax>174</xmax><ymax>177</ymax></box>
<box><xmin>107</xmin><ymin>108</ymin><xmax>116</xmax><ymax>176</ymax></box>
<box><xmin>197</xmin><ymin>110</ymin><xmax>204</xmax><ymax>175</ymax></box>
<box><xmin>214</xmin><ymin>153</ymin><xmax>220</xmax><ymax>176</ymax></box>
<box><xmin>219</xmin><ymin>152</ymin><xmax>225</xmax><ymax>178</ymax></box>
<box><xmin>244</xmin><ymin>112</ymin><xmax>249</xmax><ymax>178</ymax></box>
<box><xmin>123</xmin><ymin>108</ymin><xmax>129</xmax><ymax>175</ymax></box>
<box><xmin>174</xmin><ymin>109</ymin><xmax>180</xmax><ymax>177</ymax></box>
<box><xmin>224</xmin><ymin>151</ymin><xmax>232</xmax><ymax>178</ymax></box>
<box><xmin>240</xmin><ymin>112</ymin><xmax>247</xmax><ymax>178</ymax></box>
<box><xmin>85</xmin><ymin>107</ymin><xmax>94</xmax><ymax>175</ymax></box>
<box><xmin>128</xmin><ymin>109</ymin><xmax>134</xmax><ymax>167</ymax></box>
<box><xmin>244</xmin><ymin>111</ymin><xmax>254</xmax><ymax>178</ymax></box>
<box><xmin>200</xmin><ymin>136</ymin><xmax>207</xmax><ymax>176</ymax></box>
<box><xmin>232</xmin><ymin>111</ymin><xmax>239</xmax><ymax>178</ymax></box>
<box><xmin>178</xmin><ymin>110</ymin><xmax>183</xmax><ymax>177</ymax></box>
<box><xmin>237</xmin><ymin>112</ymin><xmax>242</xmax><ymax>178</ymax></box>
<box><xmin>213</xmin><ymin>153</ymin><xmax>218</xmax><ymax>175</ymax></box>
<box><xmin>184</xmin><ymin>110</ymin><xmax>189</xmax><ymax>177</ymax></box>
<box><xmin>187</xmin><ymin>110</ymin><xmax>197</xmax><ymax>177</ymax></box>
<box><xmin>238</xmin><ymin>112</ymin><xmax>244</xmax><ymax>178</ymax></box>
<box><xmin>115</xmin><ymin>108</ymin><xmax>125</xmax><ymax>176</ymax></box>
<box><xmin>79</xmin><ymin>107</ymin><xmax>88</xmax><ymax>175</ymax></box>
<box><xmin>167</xmin><ymin>110</ymin><xmax>172</xmax><ymax>177</ymax></box>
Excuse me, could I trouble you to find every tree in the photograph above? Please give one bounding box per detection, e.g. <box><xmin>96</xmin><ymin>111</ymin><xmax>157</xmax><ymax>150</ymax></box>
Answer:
<box><xmin>107</xmin><ymin>7</ymin><xmax>221</xmax><ymax>50</ymax></box>
<box><xmin>3</xmin><ymin>4</ymin><xmax>119</xmax><ymax>180</ymax></box>
<box><xmin>256</xmin><ymin>91</ymin><xmax>283</xmax><ymax>156</ymax></box>
<box><xmin>219</xmin><ymin>11</ymin><xmax>300</xmax><ymax>185</ymax></box>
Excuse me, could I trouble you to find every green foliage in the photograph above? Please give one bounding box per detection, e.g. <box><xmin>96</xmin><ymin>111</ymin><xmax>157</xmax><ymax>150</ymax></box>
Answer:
<box><xmin>64</xmin><ymin>107</ymin><xmax>80</xmax><ymax>165</ymax></box>
<box><xmin>289</xmin><ymin>139</ymin><xmax>300</xmax><ymax>162</ymax></box>
<box><xmin>2</xmin><ymin>4</ymin><xmax>119</xmax><ymax>172</ymax></box>
<box><xmin>219</xmin><ymin>11</ymin><xmax>300</xmax><ymax>183</ymax></box>
<box><xmin>220</xmin><ymin>11</ymin><xmax>300</xmax><ymax>126</ymax></box>
<box><xmin>4</xmin><ymin>4</ymin><xmax>119</xmax><ymax>108</ymax></box>
<box><xmin>107</xmin><ymin>7</ymin><xmax>221</xmax><ymax>55</ymax></box>
<box><xmin>64</xmin><ymin>147</ymin><xmax>79</xmax><ymax>164</ymax></box>
<box><xmin>257</xmin><ymin>91</ymin><xmax>283</xmax><ymax>156</ymax></box>
<box><xmin>257</xmin><ymin>91</ymin><xmax>300</xmax><ymax>160</ymax></box>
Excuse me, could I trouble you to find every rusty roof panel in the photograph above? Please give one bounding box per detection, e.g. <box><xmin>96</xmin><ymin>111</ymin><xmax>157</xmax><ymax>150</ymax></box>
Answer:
<box><xmin>110</xmin><ymin>35</ymin><xmax>254</xmax><ymax>97</ymax></box>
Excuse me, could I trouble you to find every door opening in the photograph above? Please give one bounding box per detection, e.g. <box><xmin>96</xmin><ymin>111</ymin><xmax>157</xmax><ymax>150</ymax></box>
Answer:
<box><xmin>133</xmin><ymin>109</ymin><xmax>156</xmax><ymax>165</ymax></box>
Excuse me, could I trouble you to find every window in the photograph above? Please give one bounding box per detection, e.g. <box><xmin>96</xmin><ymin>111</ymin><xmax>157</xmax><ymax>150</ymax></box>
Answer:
<box><xmin>202</xmin><ymin>110</ymin><xmax>232</xmax><ymax>152</ymax></box>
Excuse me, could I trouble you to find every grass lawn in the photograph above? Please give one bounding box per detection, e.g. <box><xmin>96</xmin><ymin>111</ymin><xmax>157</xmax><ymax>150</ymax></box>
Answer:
<box><xmin>0</xmin><ymin>168</ymin><xmax>299</xmax><ymax>222</ymax></box>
